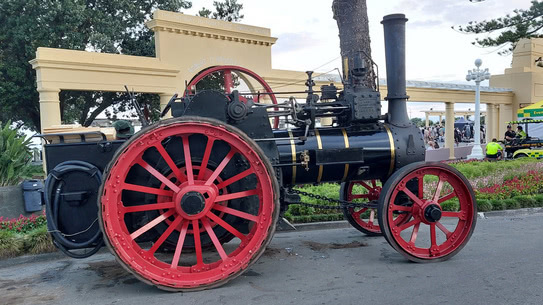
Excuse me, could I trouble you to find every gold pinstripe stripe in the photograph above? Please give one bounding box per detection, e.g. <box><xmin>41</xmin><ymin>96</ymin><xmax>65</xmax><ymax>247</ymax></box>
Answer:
<box><xmin>289</xmin><ymin>130</ymin><xmax>296</xmax><ymax>185</ymax></box>
<box><xmin>341</xmin><ymin>128</ymin><xmax>349</xmax><ymax>182</ymax></box>
<box><xmin>315</xmin><ymin>129</ymin><xmax>323</xmax><ymax>183</ymax></box>
<box><xmin>384</xmin><ymin>125</ymin><xmax>395</xmax><ymax>176</ymax></box>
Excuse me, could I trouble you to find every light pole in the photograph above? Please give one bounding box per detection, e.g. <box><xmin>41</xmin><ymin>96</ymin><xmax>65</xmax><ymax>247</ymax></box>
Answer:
<box><xmin>466</xmin><ymin>59</ymin><xmax>490</xmax><ymax>160</ymax></box>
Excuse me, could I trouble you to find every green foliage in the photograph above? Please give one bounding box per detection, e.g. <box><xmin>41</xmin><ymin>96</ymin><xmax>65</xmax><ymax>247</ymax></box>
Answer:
<box><xmin>489</xmin><ymin>199</ymin><xmax>506</xmax><ymax>211</ymax></box>
<box><xmin>456</xmin><ymin>1</ymin><xmax>543</xmax><ymax>55</ymax></box>
<box><xmin>504</xmin><ymin>198</ymin><xmax>521</xmax><ymax>210</ymax></box>
<box><xmin>477</xmin><ymin>199</ymin><xmax>492</xmax><ymax>212</ymax></box>
<box><xmin>513</xmin><ymin>195</ymin><xmax>537</xmax><ymax>208</ymax></box>
<box><xmin>0</xmin><ymin>0</ymin><xmax>192</xmax><ymax>130</ymax></box>
<box><xmin>24</xmin><ymin>225</ymin><xmax>56</xmax><ymax>255</ymax></box>
<box><xmin>199</xmin><ymin>0</ymin><xmax>244</xmax><ymax>22</ymax></box>
<box><xmin>0</xmin><ymin>230</ymin><xmax>23</xmax><ymax>259</ymax></box>
<box><xmin>441</xmin><ymin>199</ymin><xmax>460</xmax><ymax>212</ymax></box>
<box><xmin>0</xmin><ymin>121</ymin><xmax>33</xmax><ymax>186</ymax></box>
<box><xmin>449</xmin><ymin>158</ymin><xmax>540</xmax><ymax>179</ymax></box>
<box><xmin>533</xmin><ymin>194</ymin><xmax>543</xmax><ymax>207</ymax></box>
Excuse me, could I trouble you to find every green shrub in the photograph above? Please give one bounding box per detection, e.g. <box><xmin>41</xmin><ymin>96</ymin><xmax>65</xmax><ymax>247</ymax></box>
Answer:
<box><xmin>441</xmin><ymin>199</ymin><xmax>459</xmax><ymax>211</ymax></box>
<box><xmin>23</xmin><ymin>226</ymin><xmax>56</xmax><ymax>255</ymax></box>
<box><xmin>477</xmin><ymin>199</ymin><xmax>492</xmax><ymax>212</ymax></box>
<box><xmin>0</xmin><ymin>121</ymin><xmax>33</xmax><ymax>186</ymax></box>
<box><xmin>0</xmin><ymin>230</ymin><xmax>23</xmax><ymax>259</ymax></box>
<box><xmin>513</xmin><ymin>195</ymin><xmax>537</xmax><ymax>208</ymax></box>
<box><xmin>504</xmin><ymin>198</ymin><xmax>521</xmax><ymax>210</ymax></box>
<box><xmin>490</xmin><ymin>199</ymin><xmax>506</xmax><ymax>211</ymax></box>
<box><xmin>532</xmin><ymin>194</ymin><xmax>543</xmax><ymax>207</ymax></box>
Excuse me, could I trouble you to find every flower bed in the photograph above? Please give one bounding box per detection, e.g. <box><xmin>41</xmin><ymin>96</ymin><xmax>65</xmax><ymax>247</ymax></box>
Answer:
<box><xmin>0</xmin><ymin>213</ymin><xmax>55</xmax><ymax>259</ymax></box>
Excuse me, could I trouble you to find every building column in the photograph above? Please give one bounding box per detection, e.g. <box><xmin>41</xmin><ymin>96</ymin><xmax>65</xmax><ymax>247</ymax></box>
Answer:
<box><xmin>425</xmin><ymin>113</ymin><xmax>430</xmax><ymax>127</ymax></box>
<box><xmin>445</xmin><ymin>102</ymin><xmax>455</xmax><ymax>160</ymax></box>
<box><xmin>486</xmin><ymin>104</ymin><xmax>495</xmax><ymax>142</ymax></box>
<box><xmin>159</xmin><ymin>92</ymin><xmax>177</xmax><ymax>119</ymax></box>
<box><xmin>439</xmin><ymin>114</ymin><xmax>443</xmax><ymax>125</ymax></box>
<box><xmin>492</xmin><ymin>104</ymin><xmax>499</xmax><ymax>141</ymax></box>
<box><xmin>38</xmin><ymin>88</ymin><xmax>61</xmax><ymax>132</ymax></box>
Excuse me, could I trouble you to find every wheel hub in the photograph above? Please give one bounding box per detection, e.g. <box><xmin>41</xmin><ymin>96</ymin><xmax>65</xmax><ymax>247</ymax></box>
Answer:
<box><xmin>180</xmin><ymin>191</ymin><xmax>206</xmax><ymax>215</ymax></box>
<box><xmin>423</xmin><ymin>204</ymin><xmax>442</xmax><ymax>223</ymax></box>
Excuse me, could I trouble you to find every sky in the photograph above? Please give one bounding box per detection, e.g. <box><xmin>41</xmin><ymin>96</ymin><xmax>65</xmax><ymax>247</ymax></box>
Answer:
<box><xmin>186</xmin><ymin>0</ymin><xmax>534</xmax><ymax>119</ymax></box>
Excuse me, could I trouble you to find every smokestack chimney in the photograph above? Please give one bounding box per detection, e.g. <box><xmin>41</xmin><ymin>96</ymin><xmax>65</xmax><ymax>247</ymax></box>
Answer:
<box><xmin>381</xmin><ymin>14</ymin><xmax>410</xmax><ymax>126</ymax></box>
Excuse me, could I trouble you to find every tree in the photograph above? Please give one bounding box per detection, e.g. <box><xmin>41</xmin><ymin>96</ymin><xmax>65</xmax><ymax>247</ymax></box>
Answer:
<box><xmin>0</xmin><ymin>0</ymin><xmax>192</xmax><ymax>131</ymax></box>
<box><xmin>456</xmin><ymin>1</ymin><xmax>543</xmax><ymax>55</ymax></box>
<box><xmin>199</xmin><ymin>0</ymin><xmax>244</xmax><ymax>22</ymax></box>
<box><xmin>0</xmin><ymin>0</ymin><xmax>244</xmax><ymax>131</ymax></box>
<box><xmin>332</xmin><ymin>0</ymin><xmax>376</xmax><ymax>89</ymax></box>
<box><xmin>410</xmin><ymin>117</ymin><xmax>423</xmax><ymax>127</ymax></box>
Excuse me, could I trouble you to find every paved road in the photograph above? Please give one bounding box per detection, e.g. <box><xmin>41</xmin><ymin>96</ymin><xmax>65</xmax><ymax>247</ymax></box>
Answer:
<box><xmin>1</xmin><ymin>213</ymin><xmax>542</xmax><ymax>305</ymax></box>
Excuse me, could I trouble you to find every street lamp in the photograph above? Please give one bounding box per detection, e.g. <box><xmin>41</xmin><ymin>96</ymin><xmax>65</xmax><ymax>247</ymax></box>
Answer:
<box><xmin>466</xmin><ymin>59</ymin><xmax>490</xmax><ymax>160</ymax></box>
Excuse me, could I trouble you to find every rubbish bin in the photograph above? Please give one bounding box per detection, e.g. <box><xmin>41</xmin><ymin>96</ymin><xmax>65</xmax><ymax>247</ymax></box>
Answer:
<box><xmin>22</xmin><ymin>180</ymin><xmax>44</xmax><ymax>213</ymax></box>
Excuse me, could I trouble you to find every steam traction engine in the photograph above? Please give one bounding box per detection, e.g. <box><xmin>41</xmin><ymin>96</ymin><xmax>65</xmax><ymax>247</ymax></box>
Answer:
<box><xmin>43</xmin><ymin>15</ymin><xmax>477</xmax><ymax>291</ymax></box>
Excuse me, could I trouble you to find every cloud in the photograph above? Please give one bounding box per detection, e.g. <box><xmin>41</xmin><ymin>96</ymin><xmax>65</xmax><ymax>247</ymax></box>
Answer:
<box><xmin>273</xmin><ymin>32</ymin><xmax>322</xmax><ymax>54</ymax></box>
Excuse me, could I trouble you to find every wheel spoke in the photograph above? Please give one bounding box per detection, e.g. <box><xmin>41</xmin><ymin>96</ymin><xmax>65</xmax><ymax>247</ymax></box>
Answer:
<box><xmin>192</xmin><ymin>220</ymin><xmax>204</xmax><ymax>266</ymax></box>
<box><xmin>205</xmin><ymin>150</ymin><xmax>236</xmax><ymax>186</ymax></box>
<box><xmin>207</xmin><ymin>212</ymin><xmax>247</xmax><ymax>241</ymax></box>
<box><xmin>122</xmin><ymin>202</ymin><xmax>175</xmax><ymax>213</ymax></box>
<box><xmin>215</xmin><ymin>189</ymin><xmax>258</xmax><ymax>202</ymax></box>
<box><xmin>393</xmin><ymin>214</ymin><xmax>410</xmax><ymax>225</ymax></box>
<box><xmin>351</xmin><ymin>208</ymin><xmax>367</xmax><ymax>218</ymax></box>
<box><xmin>223</xmin><ymin>69</ymin><xmax>233</xmax><ymax>93</ymax></box>
<box><xmin>398</xmin><ymin>218</ymin><xmax>420</xmax><ymax>232</ymax></box>
<box><xmin>148</xmin><ymin>216</ymin><xmax>183</xmax><ymax>255</ymax></box>
<box><xmin>197</xmin><ymin>138</ymin><xmax>215</xmax><ymax>180</ymax></box>
<box><xmin>418</xmin><ymin>175</ymin><xmax>424</xmax><ymax>199</ymax></box>
<box><xmin>430</xmin><ymin>223</ymin><xmax>437</xmax><ymax>247</ymax></box>
<box><xmin>122</xmin><ymin>183</ymin><xmax>174</xmax><ymax>197</ymax></box>
<box><xmin>438</xmin><ymin>192</ymin><xmax>457</xmax><ymax>204</ymax></box>
<box><xmin>170</xmin><ymin>221</ymin><xmax>189</xmax><ymax>269</ymax></box>
<box><xmin>201</xmin><ymin>217</ymin><xmax>228</xmax><ymax>261</ymax></box>
<box><xmin>182</xmin><ymin>136</ymin><xmax>194</xmax><ymax>185</ymax></box>
<box><xmin>368</xmin><ymin>209</ymin><xmax>375</xmax><ymax>224</ymax></box>
<box><xmin>359</xmin><ymin>181</ymin><xmax>372</xmax><ymax>191</ymax></box>
<box><xmin>409</xmin><ymin>222</ymin><xmax>420</xmax><ymax>245</ymax></box>
<box><xmin>130</xmin><ymin>209</ymin><xmax>176</xmax><ymax>240</ymax></box>
<box><xmin>390</xmin><ymin>204</ymin><xmax>412</xmax><ymax>212</ymax></box>
<box><xmin>216</xmin><ymin>168</ymin><xmax>254</xmax><ymax>189</ymax></box>
<box><xmin>371</xmin><ymin>180</ymin><xmax>377</xmax><ymax>188</ymax></box>
<box><xmin>436</xmin><ymin>221</ymin><xmax>452</xmax><ymax>238</ymax></box>
<box><xmin>137</xmin><ymin>159</ymin><xmax>180</xmax><ymax>193</ymax></box>
<box><xmin>402</xmin><ymin>188</ymin><xmax>425</xmax><ymax>207</ymax></box>
<box><xmin>212</xmin><ymin>205</ymin><xmax>259</xmax><ymax>222</ymax></box>
<box><xmin>433</xmin><ymin>177</ymin><xmax>444</xmax><ymax>202</ymax></box>
<box><xmin>441</xmin><ymin>211</ymin><xmax>462</xmax><ymax>218</ymax></box>
<box><xmin>155</xmin><ymin>144</ymin><xmax>186</xmax><ymax>183</ymax></box>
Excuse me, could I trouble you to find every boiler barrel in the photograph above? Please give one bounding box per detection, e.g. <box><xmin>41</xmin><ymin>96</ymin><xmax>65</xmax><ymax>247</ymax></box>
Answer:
<box><xmin>274</xmin><ymin>125</ymin><xmax>394</xmax><ymax>185</ymax></box>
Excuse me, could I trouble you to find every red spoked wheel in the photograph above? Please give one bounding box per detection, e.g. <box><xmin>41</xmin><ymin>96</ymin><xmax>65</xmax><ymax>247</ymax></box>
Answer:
<box><xmin>186</xmin><ymin>66</ymin><xmax>279</xmax><ymax>128</ymax></box>
<box><xmin>99</xmin><ymin>116</ymin><xmax>279</xmax><ymax>291</ymax></box>
<box><xmin>340</xmin><ymin>180</ymin><xmax>382</xmax><ymax>236</ymax></box>
<box><xmin>378</xmin><ymin>162</ymin><xmax>477</xmax><ymax>262</ymax></box>
<box><xmin>341</xmin><ymin>180</ymin><xmax>411</xmax><ymax>236</ymax></box>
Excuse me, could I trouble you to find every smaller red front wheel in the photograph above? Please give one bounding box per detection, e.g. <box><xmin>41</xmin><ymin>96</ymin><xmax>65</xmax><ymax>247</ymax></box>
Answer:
<box><xmin>340</xmin><ymin>180</ymin><xmax>383</xmax><ymax>236</ymax></box>
<box><xmin>378</xmin><ymin>162</ymin><xmax>477</xmax><ymax>262</ymax></box>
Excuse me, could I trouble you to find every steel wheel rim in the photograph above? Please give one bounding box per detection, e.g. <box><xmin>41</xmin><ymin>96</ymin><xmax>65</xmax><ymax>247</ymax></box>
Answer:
<box><xmin>100</xmin><ymin>119</ymin><xmax>277</xmax><ymax>290</ymax></box>
<box><xmin>384</xmin><ymin>166</ymin><xmax>475</xmax><ymax>260</ymax></box>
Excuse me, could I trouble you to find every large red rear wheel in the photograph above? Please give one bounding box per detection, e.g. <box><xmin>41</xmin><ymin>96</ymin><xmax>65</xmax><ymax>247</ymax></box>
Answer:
<box><xmin>378</xmin><ymin>162</ymin><xmax>477</xmax><ymax>262</ymax></box>
<box><xmin>99</xmin><ymin>117</ymin><xmax>279</xmax><ymax>291</ymax></box>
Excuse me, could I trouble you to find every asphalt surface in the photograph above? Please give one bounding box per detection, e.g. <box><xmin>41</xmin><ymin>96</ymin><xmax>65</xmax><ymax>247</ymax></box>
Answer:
<box><xmin>1</xmin><ymin>213</ymin><xmax>542</xmax><ymax>305</ymax></box>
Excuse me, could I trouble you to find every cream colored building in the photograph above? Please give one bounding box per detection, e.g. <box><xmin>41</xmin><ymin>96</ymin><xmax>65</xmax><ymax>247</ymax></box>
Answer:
<box><xmin>30</xmin><ymin>10</ymin><xmax>543</xmax><ymax>159</ymax></box>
